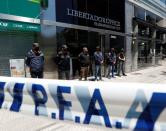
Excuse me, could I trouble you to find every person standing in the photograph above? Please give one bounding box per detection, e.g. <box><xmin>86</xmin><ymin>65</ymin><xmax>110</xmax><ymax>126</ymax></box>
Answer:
<box><xmin>117</xmin><ymin>48</ymin><xmax>127</xmax><ymax>76</ymax></box>
<box><xmin>25</xmin><ymin>43</ymin><xmax>44</xmax><ymax>78</ymax></box>
<box><xmin>107</xmin><ymin>48</ymin><xmax>116</xmax><ymax>78</ymax></box>
<box><xmin>78</xmin><ymin>47</ymin><xmax>90</xmax><ymax>81</ymax></box>
<box><xmin>56</xmin><ymin>45</ymin><xmax>71</xmax><ymax>80</ymax></box>
<box><xmin>94</xmin><ymin>46</ymin><xmax>104</xmax><ymax>81</ymax></box>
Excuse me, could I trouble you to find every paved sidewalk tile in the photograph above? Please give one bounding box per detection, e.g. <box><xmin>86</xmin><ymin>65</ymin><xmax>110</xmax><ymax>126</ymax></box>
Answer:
<box><xmin>87</xmin><ymin>60</ymin><xmax>166</xmax><ymax>84</ymax></box>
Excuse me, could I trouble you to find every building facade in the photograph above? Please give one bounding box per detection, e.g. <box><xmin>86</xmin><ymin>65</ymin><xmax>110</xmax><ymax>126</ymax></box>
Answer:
<box><xmin>126</xmin><ymin>0</ymin><xmax>166</xmax><ymax>71</ymax></box>
<box><xmin>40</xmin><ymin>0</ymin><xmax>126</xmax><ymax>78</ymax></box>
<box><xmin>0</xmin><ymin>0</ymin><xmax>165</xmax><ymax>78</ymax></box>
<box><xmin>40</xmin><ymin>0</ymin><xmax>166</xmax><ymax>78</ymax></box>
<box><xmin>0</xmin><ymin>0</ymin><xmax>41</xmax><ymax>76</ymax></box>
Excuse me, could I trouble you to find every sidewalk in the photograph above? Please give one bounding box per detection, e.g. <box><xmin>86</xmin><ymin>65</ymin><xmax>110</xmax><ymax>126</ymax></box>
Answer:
<box><xmin>90</xmin><ymin>60</ymin><xmax>166</xmax><ymax>84</ymax></box>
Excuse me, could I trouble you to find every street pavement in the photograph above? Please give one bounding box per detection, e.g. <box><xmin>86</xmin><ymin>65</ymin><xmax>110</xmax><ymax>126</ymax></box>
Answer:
<box><xmin>0</xmin><ymin>109</ymin><xmax>115</xmax><ymax>131</ymax></box>
<box><xmin>0</xmin><ymin>60</ymin><xmax>166</xmax><ymax>131</ymax></box>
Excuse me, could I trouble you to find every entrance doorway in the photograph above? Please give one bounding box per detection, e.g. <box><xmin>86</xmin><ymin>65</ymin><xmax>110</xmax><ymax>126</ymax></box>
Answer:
<box><xmin>56</xmin><ymin>27</ymin><xmax>106</xmax><ymax>78</ymax></box>
<box><xmin>138</xmin><ymin>40</ymin><xmax>152</xmax><ymax>68</ymax></box>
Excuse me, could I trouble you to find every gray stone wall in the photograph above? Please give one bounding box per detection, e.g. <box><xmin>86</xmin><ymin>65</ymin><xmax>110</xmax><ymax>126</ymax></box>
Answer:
<box><xmin>40</xmin><ymin>0</ymin><xmax>58</xmax><ymax>79</ymax></box>
<box><xmin>125</xmin><ymin>1</ymin><xmax>134</xmax><ymax>72</ymax></box>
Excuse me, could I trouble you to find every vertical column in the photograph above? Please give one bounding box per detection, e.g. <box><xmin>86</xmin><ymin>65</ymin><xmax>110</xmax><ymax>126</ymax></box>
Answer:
<box><xmin>125</xmin><ymin>35</ymin><xmax>133</xmax><ymax>72</ymax></box>
<box><xmin>40</xmin><ymin>0</ymin><xmax>57</xmax><ymax>79</ymax></box>
<box><xmin>125</xmin><ymin>1</ymin><xmax>135</xmax><ymax>72</ymax></box>
<box><xmin>163</xmin><ymin>34</ymin><xmax>166</xmax><ymax>60</ymax></box>
<box><xmin>152</xmin><ymin>29</ymin><xmax>156</xmax><ymax>66</ymax></box>
<box><xmin>105</xmin><ymin>34</ymin><xmax>110</xmax><ymax>53</ymax></box>
<box><xmin>104</xmin><ymin>34</ymin><xmax>110</xmax><ymax>76</ymax></box>
<box><xmin>164</xmin><ymin>34</ymin><xmax>166</xmax><ymax>44</ymax></box>
<box><xmin>132</xmin><ymin>22</ymin><xmax>139</xmax><ymax>70</ymax></box>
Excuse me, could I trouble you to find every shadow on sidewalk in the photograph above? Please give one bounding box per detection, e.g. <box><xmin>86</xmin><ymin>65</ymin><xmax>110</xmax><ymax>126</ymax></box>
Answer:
<box><xmin>161</xmin><ymin>71</ymin><xmax>166</xmax><ymax>76</ymax></box>
<box><xmin>131</xmin><ymin>73</ymin><xmax>142</xmax><ymax>75</ymax></box>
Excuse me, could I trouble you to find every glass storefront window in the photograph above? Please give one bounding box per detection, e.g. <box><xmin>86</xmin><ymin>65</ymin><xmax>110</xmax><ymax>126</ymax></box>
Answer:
<box><xmin>146</xmin><ymin>11</ymin><xmax>156</xmax><ymax>24</ymax></box>
<box><xmin>156</xmin><ymin>31</ymin><xmax>163</xmax><ymax>40</ymax></box>
<box><xmin>56</xmin><ymin>26</ymin><xmax>102</xmax><ymax>77</ymax></box>
<box><xmin>56</xmin><ymin>26</ymin><xmax>125</xmax><ymax>57</ymax></box>
<box><xmin>56</xmin><ymin>26</ymin><xmax>101</xmax><ymax>57</ymax></box>
<box><xmin>134</xmin><ymin>6</ymin><xmax>159</xmax><ymax>25</ymax></box>
<box><xmin>155</xmin><ymin>42</ymin><xmax>163</xmax><ymax>64</ymax></box>
<box><xmin>41</xmin><ymin>0</ymin><xmax>56</xmax><ymax>20</ymax></box>
<box><xmin>56</xmin><ymin>26</ymin><xmax>125</xmax><ymax>78</ymax></box>
<box><xmin>160</xmin><ymin>0</ymin><xmax>166</xmax><ymax>5</ymax></box>
<box><xmin>134</xmin><ymin>6</ymin><xmax>145</xmax><ymax>20</ymax></box>
<box><xmin>162</xmin><ymin>44</ymin><xmax>166</xmax><ymax>59</ymax></box>
<box><xmin>110</xmin><ymin>35</ymin><xmax>125</xmax><ymax>53</ymax></box>
<box><xmin>138</xmin><ymin>25</ymin><xmax>152</xmax><ymax>37</ymax></box>
<box><xmin>156</xmin><ymin>16</ymin><xmax>163</xmax><ymax>23</ymax></box>
<box><xmin>138</xmin><ymin>41</ymin><xmax>153</xmax><ymax>68</ymax></box>
<box><xmin>155</xmin><ymin>42</ymin><xmax>162</xmax><ymax>56</ymax></box>
<box><xmin>156</xmin><ymin>32</ymin><xmax>166</xmax><ymax>60</ymax></box>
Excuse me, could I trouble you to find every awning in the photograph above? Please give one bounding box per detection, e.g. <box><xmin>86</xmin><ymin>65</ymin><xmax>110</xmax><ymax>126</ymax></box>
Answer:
<box><xmin>133</xmin><ymin>17</ymin><xmax>155</xmax><ymax>28</ymax></box>
<box><xmin>133</xmin><ymin>17</ymin><xmax>166</xmax><ymax>33</ymax></box>
<box><xmin>156</xmin><ymin>25</ymin><xmax>166</xmax><ymax>33</ymax></box>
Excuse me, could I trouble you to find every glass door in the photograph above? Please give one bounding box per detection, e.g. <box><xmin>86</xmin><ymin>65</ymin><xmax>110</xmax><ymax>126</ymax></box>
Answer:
<box><xmin>138</xmin><ymin>41</ymin><xmax>152</xmax><ymax>68</ymax></box>
<box><xmin>56</xmin><ymin>26</ymin><xmax>107</xmax><ymax>78</ymax></box>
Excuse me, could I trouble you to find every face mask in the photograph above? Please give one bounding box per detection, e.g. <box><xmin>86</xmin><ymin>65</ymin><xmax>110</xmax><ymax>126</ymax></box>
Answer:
<box><xmin>34</xmin><ymin>47</ymin><xmax>40</xmax><ymax>56</ymax></box>
<box><xmin>34</xmin><ymin>47</ymin><xmax>39</xmax><ymax>52</ymax></box>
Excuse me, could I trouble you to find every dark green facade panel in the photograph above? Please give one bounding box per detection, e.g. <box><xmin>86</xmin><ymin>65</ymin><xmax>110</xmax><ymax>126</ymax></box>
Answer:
<box><xmin>0</xmin><ymin>0</ymin><xmax>40</xmax><ymax>18</ymax></box>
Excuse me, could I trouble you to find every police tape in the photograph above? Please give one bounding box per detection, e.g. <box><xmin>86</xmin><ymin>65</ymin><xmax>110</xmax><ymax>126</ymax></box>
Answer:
<box><xmin>0</xmin><ymin>76</ymin><xmax>166</xmax><ymax>130</ymax></box>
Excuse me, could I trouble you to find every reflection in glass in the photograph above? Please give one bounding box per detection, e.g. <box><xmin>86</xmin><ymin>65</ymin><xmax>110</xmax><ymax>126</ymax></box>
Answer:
<box><xmin>134</xmin><ymin>6</ymin><xmax>145</xmax><ymax>20</ymax></box>
<box><xmin>138</xmin><ymin>41</ymin><xmax>152</xmax><ymax>68</ymax></box>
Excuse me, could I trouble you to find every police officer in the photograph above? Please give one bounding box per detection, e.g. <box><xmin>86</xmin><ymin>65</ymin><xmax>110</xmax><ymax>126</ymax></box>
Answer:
<box><xmin>94</xmin><ymin>46</ymin><xmax>104</xmax><ymax>81</ymax></box>
<box><xmin>26</xmin><ymin>43</ymin><xmax>44</xmax><ymax>78</ymax></box>
<box><xmin>56</xmin><ymin>45</ymin><xmax>71</xmax><ymax>80</ymax></box>
<box><xmin>78</xmin><ymin>47</ymin><xmax>90</xmax><ymax>81</ymax></box>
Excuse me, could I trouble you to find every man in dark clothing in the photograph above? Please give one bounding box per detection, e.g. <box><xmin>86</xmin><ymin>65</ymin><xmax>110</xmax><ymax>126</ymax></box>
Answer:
<box><xmin>78</xmin><ymin>47</ymin><xmax>90</xmax><ymax>81</ymax></box>
<box><xmin>107</xmin><ymin>48</ymin><xmax>116</xmax><ymax>78</ymax></box>
<box><xmin>56</xmin><ymin>45</ymin><xmax>70</xmax><ymax>80</ymax></box>
<box><xmin>94</xmin><ymin>46</ymin><xmax>104</xmax><ymax>81</ymax></box>
<box><xmin>117</xmin><ymin>48</ymin><xmax>127</xmax><ymax>76</ymax></box>
<box><xmin>26</xmin><ymin>43</ymin><xmax>44</xmax><ymax>78</ymax></box>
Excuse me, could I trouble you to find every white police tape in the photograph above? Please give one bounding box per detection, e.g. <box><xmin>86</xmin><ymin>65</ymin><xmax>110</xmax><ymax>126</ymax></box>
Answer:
<box><xmin>0</xmin><ymin>76</ymin><xmax>166</xmax><ymax>130</ymax></box>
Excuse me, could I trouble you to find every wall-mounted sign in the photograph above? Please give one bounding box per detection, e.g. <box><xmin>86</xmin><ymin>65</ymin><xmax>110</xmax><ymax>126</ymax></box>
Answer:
<box><xmin>56</xmin><ymin>0</ymin><xmax>125</xmax><ymax>32</ymax></box>
<box><xmin>0</xmin><ymin>20</ymin><xmax>40</xmax><ymax>32</ymax></box>
<box><xmin>9</xmin><ymin>59</ymin><xmax>25</xmax><ymax>77</ymax></box>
